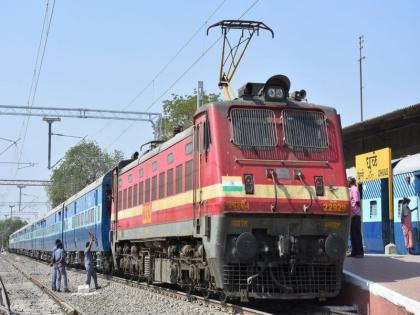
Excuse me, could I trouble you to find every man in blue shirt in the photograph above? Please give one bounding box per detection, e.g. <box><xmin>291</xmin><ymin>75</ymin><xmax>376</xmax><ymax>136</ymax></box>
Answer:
<box><xmin>51</xmin><ymin>239</ymin><xmax>61</xmax><ymax>291</ymax></box>
<box><xmin>54</xmin><ymin>242</ymin><xmax>70</xmax><ymax>292</ymax></box>
<box><xmin>84</xmin><ymin>233</ymin><xmax>100</xmax><ymax>290</ymax></box>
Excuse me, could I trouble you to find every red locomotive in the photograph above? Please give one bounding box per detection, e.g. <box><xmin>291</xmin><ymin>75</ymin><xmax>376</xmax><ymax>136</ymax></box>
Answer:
<box><xmin>110</xmin><ymin>74</ymin><xmax>350</xmax><ymax>301</ymax></box>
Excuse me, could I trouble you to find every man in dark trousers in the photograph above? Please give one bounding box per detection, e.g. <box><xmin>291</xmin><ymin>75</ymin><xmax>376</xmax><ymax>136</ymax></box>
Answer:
<box><xmin>51</xmin><ymin>239</ymin><xmax>61</xmax><ymax>291</ymax></box>
<box><xmin>54</xmin><ymin>242</ymin><xmax>70</xmax><ymax>292</ymax></box>
<box><xmin>84</xmin><ymin>232</ymin><xmax>100</xmax><ymax>290</ymax></box>
<box><xmin>348</xmin><ymin>177</ymin><xmax>364</xmax><ymax>258</ymax></box>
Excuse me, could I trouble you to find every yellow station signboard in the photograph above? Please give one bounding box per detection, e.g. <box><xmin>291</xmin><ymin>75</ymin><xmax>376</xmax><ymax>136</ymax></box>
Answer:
<box><xmin>355</xmin><ymin>147</ymin><xmax>392</xmax><ymax>182</ymax></box>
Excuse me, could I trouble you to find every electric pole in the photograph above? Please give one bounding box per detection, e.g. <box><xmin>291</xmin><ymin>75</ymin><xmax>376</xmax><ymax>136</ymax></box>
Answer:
<box><xmin>9</xmin><ymin>205</ymin><xmax>15</xmax><ymax>220</ymax></box>
<box><xmin>358</xmin><ymin>35</ymin><xmax>365</xmax><ymax>122</ymax></box>
<box><xmin>17</xmin><ymin>184</ymin><xmax>26</xmax><ymax>212</ymax></box>
<box><xmin>43</xmin><ymin>117</ymin><xmax>61</xmax><ymax>169</ymax></box>
<box><xmin>197</xmin><ymin>81</ymin><xmax>204</xmax><ymax>109</ymax></box>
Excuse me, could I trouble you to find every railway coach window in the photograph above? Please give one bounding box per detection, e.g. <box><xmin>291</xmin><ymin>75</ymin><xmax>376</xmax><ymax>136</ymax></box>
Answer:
<box><xmin>152</xmin><ymin>161</ymin><xmax>158</xmax><ymax>172</ymax></box>
<box><xmin>369</xmin><ymin>201</ymin><xmax>377</xmax><ymax>218</ymax></box>
<box><xmin>123</xmin><ymin>188</ymin><xmax>128</xmax><ymax>209</ymax></box>
<box><xmin>167</xmin><ymin>152</ymin><xmax>174</xmax><ymax>164</ymax></box>
<box><xmin>139</xmin><ymin>182</ymin><xmax>144</xmax><ymax>205</ymax></box>
<box><xmin>152</xmin><ymin>176</ymin><xmax>157</xmax><ymax>201</ymax></box>
<box><xmin>185</xmin><ymin>142</ymin><xmax>193</xmax><ymax>155</ymax></box>
<box><xmin>167</xmin><ymin>169</ymin><xmax>174</xmax><ymax>196</ymax></box>
<box><xmin>145</xmin><ymin>178</ymin><xmax>151</xmax><ymax>203</ymax></box>
<box><xmin>282</xmin><ymin>109</ymin><xmax>328</xmax><ymax>151</ymax></box>
<box><xmin>128</xmin><ymin>187</ymin><xmax>133</xmax><ymax>208</ymax></box>
<box><xmin>398</xmin><ymin>200</ymin><xmax>404</xmax><ymax>218</ymax></box>
<box><xmin>230</xmin><ymin>108</ymin><xmax>277</xmax><ymax>150</ymax></box>
<box><xmin>159</xmin><ymin>172</ymin><xmax>165</xmax><ymax>199</ymax></box>
<box><xmin>176</xmin><ymin>164</ymin><xmax>183</xmax><ymax>194</ymax></box>
<box><xmin>118</xmin><ymin>191</ymin><xmax>122</xmax><ymax>210</ymax></box>
<box><xmin>133</xmin><ymin>184</ymin><xmax>138</xmax><ymax>206</ymax></box>
<box><xmin>185</xmin><ymin>160</ymin><xmax>193</xmax><ymax>191</ymax></box>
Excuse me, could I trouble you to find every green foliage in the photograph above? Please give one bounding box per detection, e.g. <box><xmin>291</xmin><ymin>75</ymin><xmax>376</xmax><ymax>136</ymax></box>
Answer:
<box><xmin>47</xmin><ymin>140</ymin><xmax>123</xmax><ymax>208</ymax></box>
<box><xmin>156</xmin><ymin>91</ymin><xmax>220</xmax><ymax>140</ymax></box>
<box><xmin>0</xmin><ymin>218</ymin><xmax>27</xmax><ymax>248</ymax></box>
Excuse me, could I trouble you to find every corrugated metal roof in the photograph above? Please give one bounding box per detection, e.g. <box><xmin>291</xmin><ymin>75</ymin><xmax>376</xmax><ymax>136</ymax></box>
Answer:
<box><xmin>343</xmin><ymin>102</ymin><xmax>420</xmax><ymax>132</ymax></box>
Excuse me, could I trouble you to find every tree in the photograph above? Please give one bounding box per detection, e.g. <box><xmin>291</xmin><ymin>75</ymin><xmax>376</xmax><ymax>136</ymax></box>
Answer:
<box><xmin>47</xmin><ymin>140</ymin><xmax>123</xmax><ymax>208</ymax></box>
<box><xmin>0</xmin><ymin>218</ymin><xmax>27</xmax><ymax>249</ymax></box>
<box><xmin>156</xmin><ymin>90</ymin><xmax>220</xmax><ymax>140</ymax></box>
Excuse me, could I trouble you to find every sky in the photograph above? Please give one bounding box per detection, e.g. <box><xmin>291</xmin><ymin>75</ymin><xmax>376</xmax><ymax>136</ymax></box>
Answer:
<box><xmin>0</xmin><ymin>0</ymin><xmax>419</xmax><ymax>222</ymax></box>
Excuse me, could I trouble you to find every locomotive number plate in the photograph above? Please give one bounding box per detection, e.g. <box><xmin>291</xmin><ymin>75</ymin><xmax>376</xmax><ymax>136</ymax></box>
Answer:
<box><xmin>322</xmin><ymin>202</ymin><xmax>347</xmax><ymax>212</ymax></box>
<box><xmin>142</xmin><ymin>204</ymin><xmax>152</xmax><ymax>224</ymax></box>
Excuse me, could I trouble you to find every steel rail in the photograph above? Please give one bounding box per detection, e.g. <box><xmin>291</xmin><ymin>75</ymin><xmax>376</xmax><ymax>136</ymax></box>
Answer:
<box><xmin>0</xmin><ymin>275</ymin><xmax>11</xmax><ymax>315</ymax></box>
<box><xmin>5</xmin><ymin>258</ymin><xmax>83</xmax><ymax>315</ymax></box>
<box><xmin>7</xmin><ymin>253</ymin><xmax>360</xmax><ymax>315</ymax></box>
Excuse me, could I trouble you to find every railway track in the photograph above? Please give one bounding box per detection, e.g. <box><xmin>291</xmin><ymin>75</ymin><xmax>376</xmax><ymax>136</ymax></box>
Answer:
<box><xmin>0</xmin><ymin>253</ymin><xmax>80</xmax><ymax>315</ymax></box>
<box><xmin>5</xmin><ymin>252</ymin><xmax>359</xmax><ymax>315</ymax></box>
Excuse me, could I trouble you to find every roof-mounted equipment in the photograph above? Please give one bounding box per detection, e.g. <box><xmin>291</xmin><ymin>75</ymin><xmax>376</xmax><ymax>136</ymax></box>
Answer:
<box><xmin>238</xmin><ymin>74</ymin><xmax>292</xmax><ymax>103</ymax></box>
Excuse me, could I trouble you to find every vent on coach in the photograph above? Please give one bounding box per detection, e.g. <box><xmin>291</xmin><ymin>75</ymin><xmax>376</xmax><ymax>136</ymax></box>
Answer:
<box><xmin>230</xmin><ymin>108</ymin><xmax>277</xmax><ymax>150</ymax></box>
<box><xmin>282</xmin><ymin>109</ymin><xmax>328</xmax><ymax>152</ymax></box>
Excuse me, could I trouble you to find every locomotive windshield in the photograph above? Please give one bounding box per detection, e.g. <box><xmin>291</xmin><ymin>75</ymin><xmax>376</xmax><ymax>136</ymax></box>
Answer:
<box><xmin>230</xmin><ymin>108</ymin><xmax>277</xmax><ymax>150</ymax></box>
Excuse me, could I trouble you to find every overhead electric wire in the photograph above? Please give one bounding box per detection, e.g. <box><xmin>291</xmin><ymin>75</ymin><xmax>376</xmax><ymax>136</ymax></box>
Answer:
<box><xmin>105</xmin><ymin>0</ymin><xmax>260</xmax><ymax>149</ymax></box>
<box><xmin>91</xmin><ymin>0</ymin><xmax>227</xmax><ymax>139</ymax></box>
<box><xmin>16</xmin><ymin>0</ymin><xmax>56</xmax><ymax>172</ymax></box>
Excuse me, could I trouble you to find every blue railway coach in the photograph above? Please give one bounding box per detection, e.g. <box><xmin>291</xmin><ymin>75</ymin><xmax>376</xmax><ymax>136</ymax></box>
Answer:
<box><xmin>9</xmin><ymin>170</ymin><xmax>113</xmax><ymax>269</ymax></box>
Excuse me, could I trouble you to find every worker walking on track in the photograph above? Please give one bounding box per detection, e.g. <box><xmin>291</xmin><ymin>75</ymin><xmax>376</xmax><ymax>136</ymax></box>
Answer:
<box><xmin>54</xmin><ymin>242</ymin><xmax>70</xmax><ymax>292</ymax></box>
<box><xmin>51</xmin><ymin>239</ymin><xmax>61</xmax><ymax>291</ymax></box>
<box><xmin>85</xmin><ymin>232</ymin><xmax>100</xmax><ymax>290</ymax></box>
<box><xmin>401</xmin><ymin>197</ymin><xmax>418</xmax><ymax>254</ymax></box>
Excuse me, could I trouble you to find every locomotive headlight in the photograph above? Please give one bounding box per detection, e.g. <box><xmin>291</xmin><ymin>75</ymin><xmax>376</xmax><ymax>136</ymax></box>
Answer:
<box><xmin>267</xmin><ymin>87</ymin><xmax>276</xmax><ymax>98</ymax></box>
<box><xmin>244</xmin><ymin>174</ymin><xmax>254</xmax><ymax>194</ymax></box>
<box><xmin>265</xmin><ymin>86</ymin><xmax>285</xmax><ymax>101</ymax></box>
<box><xmin>275</xmin><ymin>88</ymin><xmax>284</xmax><ymax>98</ymax></box>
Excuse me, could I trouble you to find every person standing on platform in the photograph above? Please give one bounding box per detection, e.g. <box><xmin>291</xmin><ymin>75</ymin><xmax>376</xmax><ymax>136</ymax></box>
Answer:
<box><xmin>348</xmin><ymin>177</ymin><xmax>364</xmax><ymax>258</ymax></box>
<box><xmin>51</xmin><ymin>239</ymin><xmax>61</xmax><ymax>291</ymax></box>
<box><xmin>54</xmin><ymin>242</ymin><xmax>70</xmax><ymax>292</ymax></box>
<box><xmin>401</xmin><ymin>197</ymin><xmax>418</xmax><ymax>254</ymax></box>
<box><xmin>84</xmin><ymin>232</ymin><xmax>100</xmax><ymax>290</ymax></box>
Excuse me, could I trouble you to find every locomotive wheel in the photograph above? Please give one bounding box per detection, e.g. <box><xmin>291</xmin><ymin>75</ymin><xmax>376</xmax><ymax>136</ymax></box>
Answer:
<box><xmin>218</xmin><ymin>291</ymin><xmax>228</xmax><ymax>303</ymax></box>
<box><xmin>202</xmin><ymin>287</ymin><xmax>211</xmax><ymax>300</ymax></box>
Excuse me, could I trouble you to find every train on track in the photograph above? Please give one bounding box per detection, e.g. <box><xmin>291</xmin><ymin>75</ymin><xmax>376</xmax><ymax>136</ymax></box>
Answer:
<box><xmin>10</xmin><ymin>74</ymin><xmax>350</xmax><ymax>302</ymax></box>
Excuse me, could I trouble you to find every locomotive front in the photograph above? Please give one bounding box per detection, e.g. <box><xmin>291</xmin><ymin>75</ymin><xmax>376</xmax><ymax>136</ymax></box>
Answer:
<box><xmin>198</xmin><ymin>75</ymin><xmax>350</xmax><ymax>301</ymax></box>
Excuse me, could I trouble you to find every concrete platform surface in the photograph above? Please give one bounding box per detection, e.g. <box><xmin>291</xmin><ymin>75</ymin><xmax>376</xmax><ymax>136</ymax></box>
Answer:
<box><xmin>343</xmin><ymin>254</ymin><xmax>420</xmax><ymax>314</ymax></box>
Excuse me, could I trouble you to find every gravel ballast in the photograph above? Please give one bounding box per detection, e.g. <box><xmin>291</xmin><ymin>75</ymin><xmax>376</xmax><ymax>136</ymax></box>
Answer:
<box><xmin>0</xmin><ymin>252</ymin><xmax>64</xmax><ymax>314</ymax></box>
<box><xmin>3</xmin><ymin>253</ymin><xmax>229</xmax><ymax>315</ymax></box>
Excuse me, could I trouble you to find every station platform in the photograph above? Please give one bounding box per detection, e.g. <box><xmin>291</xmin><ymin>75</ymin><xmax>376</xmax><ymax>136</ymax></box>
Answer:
<box><xmin>337</xmin><ymin>254</ymin><xmax>420</xmax><ymax>315</ymax></box>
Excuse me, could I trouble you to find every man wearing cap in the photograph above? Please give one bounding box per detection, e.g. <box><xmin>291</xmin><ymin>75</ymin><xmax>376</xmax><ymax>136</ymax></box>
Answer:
<box><xmin>348</xmin><ymin>178</ymin><xmax>364</xmax><ymax>258</ymax></box>
<box><xmin>401</xmin><ymin>197</ymin><xmax>418</xmax><ymax>254</ymax></box>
